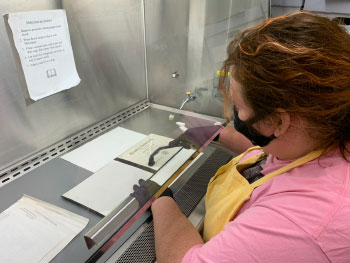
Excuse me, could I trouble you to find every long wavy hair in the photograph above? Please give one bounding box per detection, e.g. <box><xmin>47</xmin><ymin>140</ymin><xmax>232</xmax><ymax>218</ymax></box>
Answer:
<box><xmin>219</xmin><ymin>11</ymin><xmax>350</xmax><ymax>160</ymax></box>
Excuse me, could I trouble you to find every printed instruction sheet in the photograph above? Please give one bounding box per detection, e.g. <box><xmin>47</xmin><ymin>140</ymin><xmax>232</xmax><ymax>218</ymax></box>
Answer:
<box><xmin>0</xmin><ymin>195</ymin><xmax>88</xmax><ymax>263</ymax></box>
<box><xmin>8</xmin><ymin>9</ymin><xmax>80</xmax><ymax>100</ymax></box>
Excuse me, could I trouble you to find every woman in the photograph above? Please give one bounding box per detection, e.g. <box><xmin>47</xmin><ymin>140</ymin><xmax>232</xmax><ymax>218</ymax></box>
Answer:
<box><xmin>152</xmin><ymin>11</ymin><xmax>350</xmax><ymax>262</ymax></box>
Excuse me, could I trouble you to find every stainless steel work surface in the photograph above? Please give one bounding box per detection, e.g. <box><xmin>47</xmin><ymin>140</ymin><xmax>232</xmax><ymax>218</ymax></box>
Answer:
<box><xmin>0</xmin><ymin>106</ymin><xmax>222</xmax><ymax>262</ymax></box>
<box><xmin>0</xmin><ymin>157</ymin><xmax>101</xmax><ymax>262</ymax></box>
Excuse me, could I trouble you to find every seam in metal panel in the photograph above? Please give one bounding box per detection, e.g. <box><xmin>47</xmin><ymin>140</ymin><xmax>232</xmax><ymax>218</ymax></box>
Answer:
<box><xmin>0</xmin><ymin>100</ymin><xmax>150</xmax><ymax>188</ymax></box>
<box><xmin>115</xmin><ymin>149</ymin><xmax>232</xmax><ymax>263</ymax></box>
<box><xmin>141</xmin><ymin>0</ymin><xmax>149</xmax><ymax>99</ymax></box>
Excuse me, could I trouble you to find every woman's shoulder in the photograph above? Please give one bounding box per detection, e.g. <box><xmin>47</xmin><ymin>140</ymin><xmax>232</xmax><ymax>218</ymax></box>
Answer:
<box><xmin>253</xmin><ymin>150</ymin><xmax>350</xmax><ymax>206</ymax></box>
<box><xmin>238</xmin><ymin>152</ymin><xmax>350</xmax><ymax>261</ymax></box>
<box><xmin>244</xmin><ymin>152</ymin><xmax>350</xmax><ymax>245</ymax></box>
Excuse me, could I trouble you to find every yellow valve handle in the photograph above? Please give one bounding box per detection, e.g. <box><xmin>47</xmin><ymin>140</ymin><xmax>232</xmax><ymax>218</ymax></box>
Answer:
<box><xmin>216</xmin><ymin>70</ymin><xmax>230</xmax><ymax>76</ymax></box>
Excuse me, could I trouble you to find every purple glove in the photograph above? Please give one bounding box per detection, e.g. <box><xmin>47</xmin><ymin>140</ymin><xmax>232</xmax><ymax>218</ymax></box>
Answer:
<box><xmin>130</xmin><ymin>179</ymin><xmax>173</xmax><ymax>206</ymax></box>
<box><xmin>168</xmin><ymin>125</ymin><xmax>223</xmax><ymax>149</ymax></box>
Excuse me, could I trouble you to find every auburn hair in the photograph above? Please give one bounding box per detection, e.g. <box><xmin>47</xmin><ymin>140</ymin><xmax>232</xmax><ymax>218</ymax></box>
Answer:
<box><xmin>219</xmin><ymin>11</ymin><xmax>350</xmax><ymax>160</ymax></box>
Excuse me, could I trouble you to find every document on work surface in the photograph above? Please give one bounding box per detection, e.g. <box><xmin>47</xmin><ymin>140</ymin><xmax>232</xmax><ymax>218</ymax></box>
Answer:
<box><xmin>63</xmin><ymin>160</ymin><xmax>153</xmax><ymax>216</ymax></box>
<box><xmin>151</xmin><ymin>148</ymin><xmax>197</xmax><ymax>185</ymax></box>
<box><xmin>0</xmin><ymin>195</ymin><xmax>88</xmax><ymax>263</ymax></box>
<box><xmin>7</xmin><ymin>9</ymin><xmax>80</xmax><ymax>100</ymax></box>
<box><xmin>61</xmin><ymin>127</ymin><xmax>147</xmax><ymax>173</ymax></box>
<box><xmin>116</xmin><ymin>134</ymin><xmax>182</xmax><ymax>171</ymax></box>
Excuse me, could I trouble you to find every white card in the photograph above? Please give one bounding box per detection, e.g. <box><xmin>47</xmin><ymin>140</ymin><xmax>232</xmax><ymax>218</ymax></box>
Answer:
<box><xmin>61</xmin><ymin>127</ymin><xmax>147</xmax><ymax>172</ymax></box>
<box><xmin>63</xmin><ymin>160</ymin><xmax>153</xmax><ymax>216</ymax></box>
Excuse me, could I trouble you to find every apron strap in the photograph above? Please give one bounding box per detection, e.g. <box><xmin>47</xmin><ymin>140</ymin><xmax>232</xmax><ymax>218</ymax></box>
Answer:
<box><xmin>251</xmin><ymin>149</ymin><xmax>324</xmax><ymax>187</ymax></box>
<box><xmin>234</xmin><ymin>146</ymin><xmax>263</xmax><ymax>164</ymax></box>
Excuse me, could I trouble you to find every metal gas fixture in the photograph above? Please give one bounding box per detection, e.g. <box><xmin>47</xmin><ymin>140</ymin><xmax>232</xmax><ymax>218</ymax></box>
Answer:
<box><xmin>180</xmin><ymin>91</ymin><xmax>197</xmax><ymax>110</ymax></box>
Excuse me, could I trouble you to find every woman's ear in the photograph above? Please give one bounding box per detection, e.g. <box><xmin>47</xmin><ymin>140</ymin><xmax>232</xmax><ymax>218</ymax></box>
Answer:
<box><xmin>273</xmin><ymin>109</ymin><xmax>290</xmax><ymax>137</ymax></box>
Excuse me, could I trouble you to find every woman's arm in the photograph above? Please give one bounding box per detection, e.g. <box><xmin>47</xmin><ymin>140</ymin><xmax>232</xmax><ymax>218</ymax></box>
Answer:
<box><xmin>218</xmin><ymin>126</ymin><xmax>253</xmax><ymax>154</ymax></box>
<box><xmin>152</xmin><ymin>196</ymin><xmax>203</xmax><ymax>263</ymax></box>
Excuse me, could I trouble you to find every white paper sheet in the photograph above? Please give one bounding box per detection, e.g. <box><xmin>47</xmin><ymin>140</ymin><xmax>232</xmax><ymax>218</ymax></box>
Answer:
<box><xmin>63</xmin><ymin>161</ymin><xmax>153</xmax><ymax>216</ymax></box>
<box><xmin>0</xmin><ymin>195</ymin><xmax>88</xmax><ymax>263</ymax></box>
<box><xmin>117</xmin><ymin>134</ymin><xmax>181</xmax><ymax>171</ymax></box>
<box><xmin>8</xmin><ymin>10</ymin><xmax>80</xmax><ymax>100</ymax></box>
<box><xmin>61</xmin><ymin>127</ymin><xmax>147</xmax><ymax>172</ymax></box>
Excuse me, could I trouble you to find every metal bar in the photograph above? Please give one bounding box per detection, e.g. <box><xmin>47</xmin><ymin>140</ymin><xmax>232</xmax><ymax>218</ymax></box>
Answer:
<box><xmin>149</xmin><ymin>103</ymin><xmax>225</xmax><ymax>123</ymax></box>
<box><xmin>86</xmin><ymin>197</ymin><xmax>155</xmax><ymax>263</ymax></box>
<box><xmin>85</xmin><ymin>198</ymin><xmax>140</xmax><ymax>249</ymax></box>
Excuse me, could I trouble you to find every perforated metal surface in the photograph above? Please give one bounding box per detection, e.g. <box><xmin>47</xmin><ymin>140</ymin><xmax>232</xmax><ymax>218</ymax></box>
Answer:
<box><xmin>116</xmin><ymin>149</ymin><xmax>232</xmax><ymax>263</ymax></box>
<box><xmin>0</xmin><ymin>100</ymin><xmax>150</xmax><ymax>187</ymax></box>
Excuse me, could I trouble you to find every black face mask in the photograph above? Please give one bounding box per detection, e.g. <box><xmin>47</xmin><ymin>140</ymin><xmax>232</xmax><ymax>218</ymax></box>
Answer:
<box><xmin>233</xmin><ymin>105</ymin><xmax>276</xmax><ymax>147</ymax></box>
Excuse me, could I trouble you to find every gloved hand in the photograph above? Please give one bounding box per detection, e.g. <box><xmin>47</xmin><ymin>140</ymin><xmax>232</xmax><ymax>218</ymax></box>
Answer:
<box><xmin>130</xmin><ymin>179</ymin><xmax>173</xmax><ymax>207</ymax></box>
<box><xmin>148</xmin><ymin>125</ymin><xmax>223</xmax><ymax>166</ymax></box>
<box><xmin>168</xmin><ymin>125</ymin><xmax>223</xmax><ymax>149</ymax></box>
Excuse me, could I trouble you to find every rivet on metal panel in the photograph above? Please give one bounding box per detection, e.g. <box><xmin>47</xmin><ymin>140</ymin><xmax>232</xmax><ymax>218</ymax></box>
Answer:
<box><xmin>171</xmin><ymin>71</ymin><xmax>179</xmax><ymax>78</ymax></box>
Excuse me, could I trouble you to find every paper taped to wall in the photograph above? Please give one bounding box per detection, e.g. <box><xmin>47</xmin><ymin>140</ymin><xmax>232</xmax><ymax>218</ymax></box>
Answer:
<box><xmin>8</xmin><ymin>9</ymin><xmax>80</xmax><ymax>101</ymax></box>
<box><xmin>0</xmin><ymin>195</ymin><xmax>88</xmax><ymax>263</ymax></box>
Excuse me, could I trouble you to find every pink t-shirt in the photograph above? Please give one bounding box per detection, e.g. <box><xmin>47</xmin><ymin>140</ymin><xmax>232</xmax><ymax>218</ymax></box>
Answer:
<box><xmin>182</xmin><ymin>149</ymin><xmax>350</xmax><ymax>262</ymax></box>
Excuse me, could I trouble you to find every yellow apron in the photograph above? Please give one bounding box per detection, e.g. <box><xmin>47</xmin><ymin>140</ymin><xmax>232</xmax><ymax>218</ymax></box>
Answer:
<box><xmin>203</xmin><ymin>146</ymin><xmax>323</xmax><ymax>242</ymax></box>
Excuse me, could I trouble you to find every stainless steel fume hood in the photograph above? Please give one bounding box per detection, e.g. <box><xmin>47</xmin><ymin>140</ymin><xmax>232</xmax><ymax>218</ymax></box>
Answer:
<box><xmin>0</xmin><ymin>0</ymin><xmax>270</xmax><ymax>262</ymax></box>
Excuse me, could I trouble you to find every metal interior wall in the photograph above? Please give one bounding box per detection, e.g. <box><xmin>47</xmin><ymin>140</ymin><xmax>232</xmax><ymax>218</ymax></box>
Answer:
<box><xmin>145</xmin><ymin>0</ymin><xmax>269</xmax><ymax>118</ymax></box>
<box><xmin>0</xmin><ymin>0</ymin><xmax>147</xmax><ymax>170</ymax></box>
<box><xmin>271</xmin><ymin>0</ymin><xmax>350</xmax><ymax>17</ymax></box>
